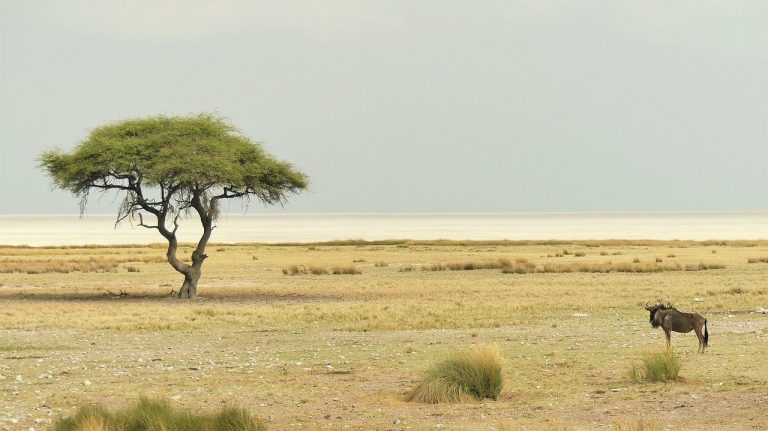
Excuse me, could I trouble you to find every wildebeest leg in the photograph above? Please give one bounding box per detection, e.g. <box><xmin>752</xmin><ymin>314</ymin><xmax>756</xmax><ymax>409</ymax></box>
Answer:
<box><xmin>694</xmin><ymin>326</ymin><xmax>704</xmax><ymax>353</ymax></box>
<box><xmin>693</xmin><ymin>326</ymin><xmax>704</xmax><ymax>353</ymax></box>
<box><xmin>662</xmin><ymin>316</ymin><xmax>672</xmax><ymax>349</ymax></box>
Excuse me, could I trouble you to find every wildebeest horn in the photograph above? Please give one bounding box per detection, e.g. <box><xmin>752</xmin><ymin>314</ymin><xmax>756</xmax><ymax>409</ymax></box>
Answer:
<box><xmin>644</xmin><ymin>301</ymin><xmax>652</xmax><ymax>310</ymax></box>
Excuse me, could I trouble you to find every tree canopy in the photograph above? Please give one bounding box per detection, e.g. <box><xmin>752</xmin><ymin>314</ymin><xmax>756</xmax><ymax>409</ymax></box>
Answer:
<box><xmin>40</xmin><ymin>114</ymin><xmax>308</xmax><ymax>298</ymax></box>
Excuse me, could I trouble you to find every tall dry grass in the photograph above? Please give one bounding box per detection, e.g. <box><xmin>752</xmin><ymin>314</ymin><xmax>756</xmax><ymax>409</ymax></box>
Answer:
<box><xmin>0</xmin><ymin>255</ymin><xmax>165</xmax><ymax>274</ymax></box>
<box><xmin>629</xmin><ymin>348</ymin><xmax>681</xmax><ymax>383</ymax></box>
<box><xmin>501</xmin><ymin>261</ymin><xmax>723</xmax><ymax>274</ymax></box>
<box><xmin>407</xmin><ymin>345</ymin><xmax>503</xmax><ymax>403</ymax></box>
<box><xmin>53</xmin><ymin>397</ymin><xmax>266</xmax><ymax>431</ymax></box>
<box><xmin>282</xmin><ymin>264</ymin><xmax>360</xmax><ymax>275</ymax></box>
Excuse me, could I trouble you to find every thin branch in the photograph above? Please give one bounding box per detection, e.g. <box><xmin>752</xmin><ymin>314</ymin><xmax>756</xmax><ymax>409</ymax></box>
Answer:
<box><xmin>171</xmin><ymin>212</ymin><xmax>181</xmax><ymax>235</ymax></box>
<box><xmin>137</xmin><ymin>213</ymin><xmax>159</xmax><ymax>230</ymax></box>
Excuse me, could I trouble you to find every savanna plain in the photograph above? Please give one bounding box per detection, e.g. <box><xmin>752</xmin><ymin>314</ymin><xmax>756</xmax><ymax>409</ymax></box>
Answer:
<box><xmin>1</xmin><ymin>240</ymin><xmax>767</xmax><ymax>430</ymax></box>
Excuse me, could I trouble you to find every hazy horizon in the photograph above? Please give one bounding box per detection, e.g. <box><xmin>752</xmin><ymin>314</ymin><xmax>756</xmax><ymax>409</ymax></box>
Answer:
<box><xmin>1</xmin><ymin>212</ymin><xmax>765</xmax><ymax>246</ymax></box>
<box><xmin>2</xmin><ymin>1</ymin><xmax>766</xmax><ymax>214</ymax></box>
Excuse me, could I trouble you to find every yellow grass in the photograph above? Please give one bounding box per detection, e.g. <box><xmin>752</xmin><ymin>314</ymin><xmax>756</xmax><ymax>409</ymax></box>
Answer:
<box><xmin>1</xmin><ymin>240</ymin><xmax>767</xmax><ymax>429</ymax></box>
<box><xmin>407</xmin><ymin>345</ymin><xmax>503</xmax><ymax>403</ymax></box>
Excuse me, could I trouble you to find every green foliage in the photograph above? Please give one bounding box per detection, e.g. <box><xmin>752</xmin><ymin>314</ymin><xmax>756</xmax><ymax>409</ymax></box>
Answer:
<box><xmin>53</xmin><ymin>397</ymin><xmax>267</xmax><ymax>431</ymax></box>
<box><xmin>407</xmin><ymin>345</ymin><xmax>503</xmax><ymax>403</ymax></box>
<box><xmin>629</xmin><ymin>348</ymin><xmax>681</xmax><ymax>383</ymax></box>
<box><xmin>40</xmin><ymin>114</ymin><xmax>308</xmax><ymax>217</ymax></box>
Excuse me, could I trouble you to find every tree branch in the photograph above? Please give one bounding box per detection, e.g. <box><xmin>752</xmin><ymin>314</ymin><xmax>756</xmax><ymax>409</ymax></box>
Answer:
<box><xmin>137</xmin><ymin>213</ymin><xmax>159</xmax><ymax>230</ymax></box>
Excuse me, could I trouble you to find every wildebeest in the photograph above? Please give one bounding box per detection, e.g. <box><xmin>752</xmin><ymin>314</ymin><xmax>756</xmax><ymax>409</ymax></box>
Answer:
<box><xmin>645</xmin><ymin>302</ymin><xmax>709</xmax><ymax>353</ymax></box>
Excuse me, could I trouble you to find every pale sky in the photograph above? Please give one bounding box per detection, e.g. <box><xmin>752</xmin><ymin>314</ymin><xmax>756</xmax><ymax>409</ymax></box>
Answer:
<box><xmin>1</xmin><ymin>1</ymin><xmax>766</xmax><ymax>214</ymax></box>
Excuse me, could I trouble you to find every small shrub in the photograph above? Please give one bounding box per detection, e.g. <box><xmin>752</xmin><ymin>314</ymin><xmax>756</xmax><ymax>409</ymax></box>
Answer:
<box><xmin>308</xmin><ymin>265</ymin><xmax>328</xmax><ymax>275</ymax></box>
<box><xmin>655</xmin><ymin>257</ymin><xmax>663</xmax><ymax>263</ymax></box>
<box><xmin>406</xmin><ymin>345</ymin><xmax>503</xmax><ymax>403</ymax></box>
<box><xmin>282</xmin><ymin>265</ymin><xmax>304</xmax><ymax>276</ymax></box>
<box><xmin>614</xmin><ymin>420</ymin><xmax>661</xmax><ymax>431</ymax></box>
<box><xmin>374</xmin><ymin>261</ymin><xmax>389</xmax><ymax>267</ymax></box>
<box><xmin>726</xmin><ymin>287</ymin><xmax>746</xmax><ymax>295</ymax></box>
<box><xmin>331</xmin><ymin>265</ymin><xmax>361</xmax><ymax>275</ymax></box>
<box><xmin>748</xmin><ymin>257</ymin><xmax>768</xmax><ymax>264</ymax></box>
<box><xmin>125</xmin><ymin>265</ymin><xmax>140</xmax><ymax>273</ymax></box>
<box><xmin>500</xmin><ymin>260</ymin><xmax>536</xmax><ymax>274</ymax></box>
<box><xmin>53</xmin><ymin>397</ymin><xmax>266</xmax><ymax>431</ymax></box>
<box><xmin>629</xmin><ymin>348</ymin><xmax>681</xmax><ymax>383</ymax></box>
<box><xmin>423</xmin><ymin>263</ymin><xmax>447</xmax><ymax>271</ymax></box>
<box><xmin>685</xmin><ymin>263</ymin><xmax>724</xmax><ymax>271</ymax></box>
<box><xmin>667</xmin><ymin>253</ymin><xmax>676</xmax><ymax>258</ymax></box>
<box><xmin>574</xmin><ymin>252</ymin><xmax>585</xmax><ymax>257</ymax></box>
<box><xmin>399</xmin><ymin>265</ymin><xmax>414</xmax><ymax>272</ymax></box>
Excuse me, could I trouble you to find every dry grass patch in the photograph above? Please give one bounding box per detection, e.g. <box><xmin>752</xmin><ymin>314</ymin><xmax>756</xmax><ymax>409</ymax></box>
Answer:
<box><xmin>406</xmin><ymin>345</ymin><xmax>503</xmax><ymax>403</ymax></box>
<box><xmin>0</xmin><ymin>257</ymin><xmax>121</xmax><ymax>274</ymax></box>
<box><xmin>54</xmin><ymin>397</ymin><xmax>266</xmax><ymax>431</ymax></box>
<box><xmin>331</xmin><ymin>265</ymin><xmax>361</xmax><ymax>275</ymax></box>
<box><xmin>422</xmin><ymin>258</ymin><xmax>511</xmax><ymax>272</ymax></box>
<box><xmin>614</xmin><ymin>420</ymin><xmax>661</xmax><ymax>431</ymax></box>
<box><xmin>282</xmin><ymin>264</ymin><xmax>359</xmax><ymax>275</ymax></box>
<box><xmin>629</xmin><ymin>348</ymin><xmax>681</xmax><ymax>383</ymax></box>
<box><xmin>747</xmin><ymin>257</ymin><xmax>768</xmax><ymax>263</ymax></box>
<box><xmin>0</xmin><ymin>254</ymin><xmax>165</xmax><ymax>274</ymax></box>
<box><xmin>502</xmin><ymin>261</ymin><xmax>724</xmax><ymax>274</ymax></box>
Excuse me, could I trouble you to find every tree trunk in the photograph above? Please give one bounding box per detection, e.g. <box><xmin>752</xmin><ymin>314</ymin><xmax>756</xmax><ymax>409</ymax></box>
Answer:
<box><xmin>178</xmin><ymin>267</ymin><xmax>201</xmax><ymax>299</ymax></box>
<box><xmin>154</xmin><ymin>192</ymin><xmax>212</xmax><ymax>300</ymax></box>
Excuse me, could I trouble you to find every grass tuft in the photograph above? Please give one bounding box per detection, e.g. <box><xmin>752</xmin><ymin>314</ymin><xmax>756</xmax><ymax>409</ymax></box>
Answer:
<box><xmin>406</xmin><ymin>345</ymin><xmax>503</xmax><ymax>403</ymax></box>
<box><xmin>748</xmin><ymin>257</ymin><xmax>768</xmax><ymax>263</ymax></box>
<box><xmin>614</xmin><ymin>419</ymin><xmax>661</xmax><ymax>431</ymax></box>
<box><xmin>53</xmin><ymin>397</ymin><xmax>266</xmax><ymax>431</ymax></box>
<box><xmin>331</xmin><ymin>265</ymin><xmax>361</xmax><ymax>275</ymax></box>
<box><xmin>629</xmin><ymin>348</ymin><xmax>681</xmax><ymax>383</ymax></box>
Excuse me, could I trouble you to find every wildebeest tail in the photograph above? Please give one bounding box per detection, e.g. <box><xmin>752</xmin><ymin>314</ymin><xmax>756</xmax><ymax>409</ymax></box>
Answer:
<box><xmin>704</xmin><ymin>319</ymin><xmax>709</xmax><ymax>347</ymax></box>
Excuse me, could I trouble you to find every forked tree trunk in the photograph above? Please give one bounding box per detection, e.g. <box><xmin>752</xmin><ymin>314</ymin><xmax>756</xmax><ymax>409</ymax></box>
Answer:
<box><xmin>170</xmin><ymin>243</ymin><xmax>208</xmax><ymax>299</ymax></box>
<box><xmin>178</xmin><ymin>267</ymin><xmax>201</xmax><ymax>299</ymax></box>
<box><xmin>153</xmin><ymin>192</ymin><xmax>213</xmax><ymax>300</ymax></box>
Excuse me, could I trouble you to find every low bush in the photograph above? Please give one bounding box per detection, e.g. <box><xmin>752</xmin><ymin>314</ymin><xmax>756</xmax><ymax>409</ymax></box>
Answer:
<box><xmin>331</xmin><ymin>265</ymin><xmax>361</xmax><ymax>275</ymax></box>
<box><xmin>614</xmin><ymin>420</ymin><xmax>661</xmax><ymax>431</ymax></box>
<box><xmin>406</xmin><ymin>345</ymin><xmax>503</xmax><ymax>403</ymax></box>
<box><xmin>54</xmin><ymin>397</ymin><xmax>266</xmax><ymax>431</ymax></box>
<box><xmin>629</xmin><ymin>348</ymin><xmax>681</xmax><ymax>383</ymax></box>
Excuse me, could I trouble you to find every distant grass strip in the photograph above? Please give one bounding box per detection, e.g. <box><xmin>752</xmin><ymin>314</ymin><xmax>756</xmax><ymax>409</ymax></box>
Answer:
<box><xmin>419</xmin><ymin>258</ymin><xmax>724</xmax><ymax>274</ymax></box>
<box><xmin>407</xmin><ymin>345</ymin><xmax>503</xmax><ymax>403</ymax></box>
<box><xmin>422</xmin><ymin>258</ymin><xmax>512</xmax><ymax>272</ymax></box>
<box><xmin>0</xmin><ymin>255</ymin><xmax>165</xmax><ymax>274</ymax></box>
<box><xmin>748</xmin><ymin>257</ymin><xmax>768</xmax><ymax>263</ymax></box>
<box><xmin>282</xmin><ymin>264</ymin><xmax>360</xmax><ymax>275</ymax></box>
<box><xmin>629</xmin><ymin>348</ymin><xmax>681</xmax><ymax>383</ymax></box>
<box><xmin>501</xmin><ymin>261</ymin><xmax>723</xmax><ymax>274</ymax></box>
<box><xmin>54</xmin><ymin>397</ymin><xmax>266</xmax><ymax>431</ymax></box>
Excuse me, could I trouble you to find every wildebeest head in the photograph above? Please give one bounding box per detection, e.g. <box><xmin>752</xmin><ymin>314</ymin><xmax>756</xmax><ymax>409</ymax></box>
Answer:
<box><xmin>644</xmin><ymin>302</ymin><xmax>669</xmax><ymax>328</ymax></box>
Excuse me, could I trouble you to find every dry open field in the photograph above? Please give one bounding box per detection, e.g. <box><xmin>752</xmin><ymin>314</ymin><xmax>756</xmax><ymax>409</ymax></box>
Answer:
<box><xmin>1</xmin><ymin>240</ymin><xmax>767</xmax><ymax>430</ymax></box>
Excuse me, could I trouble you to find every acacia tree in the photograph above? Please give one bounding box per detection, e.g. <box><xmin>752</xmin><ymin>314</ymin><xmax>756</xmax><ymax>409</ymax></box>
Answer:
<box><xmin>40</xmin><ymin>114</ymin><xmax>308</xmax><ymax>299</ymax></box>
